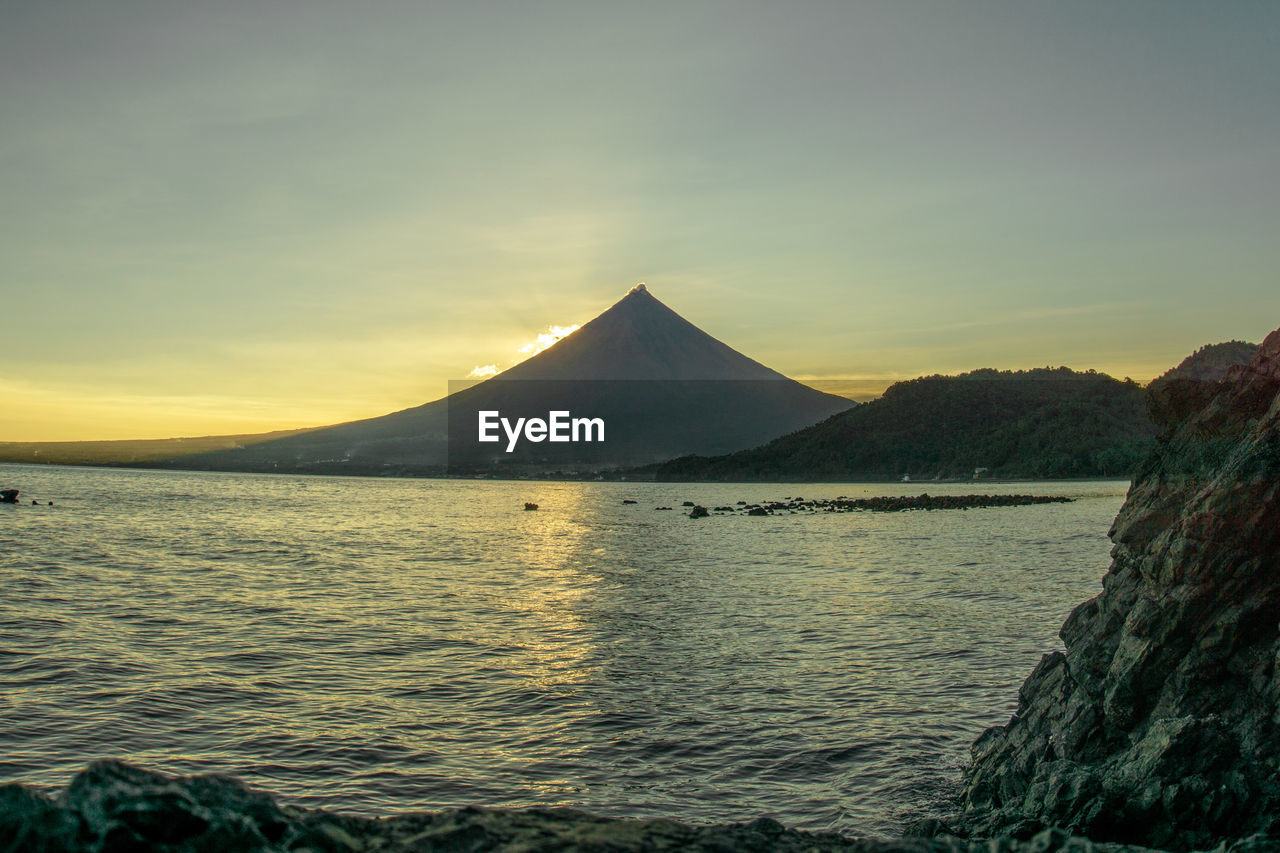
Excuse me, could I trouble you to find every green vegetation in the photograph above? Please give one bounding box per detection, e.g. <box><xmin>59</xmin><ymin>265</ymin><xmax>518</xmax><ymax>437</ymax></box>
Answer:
<box><xmin>1149</xmin><ymin>340</ymin><xmax>1257</xmax><ymax>387</ymax></box>
<box><xmin>655</xmin><ymin>367</ymin><xmax>1157</xmax><ymax>482</ymax></box>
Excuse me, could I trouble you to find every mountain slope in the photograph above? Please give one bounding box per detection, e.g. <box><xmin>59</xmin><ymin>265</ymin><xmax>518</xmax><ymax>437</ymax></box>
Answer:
<box><xmin>653</xmin><ymin>367</ymin><xmax>1157</xmax><ymax>482</ymax></box>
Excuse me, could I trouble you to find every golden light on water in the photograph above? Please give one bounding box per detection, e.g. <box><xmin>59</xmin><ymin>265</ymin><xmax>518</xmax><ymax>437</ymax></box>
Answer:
<box><xmin>505</xmin><ymin>488</ymin><xmax>600</xmax><ymax>691</ymax></box>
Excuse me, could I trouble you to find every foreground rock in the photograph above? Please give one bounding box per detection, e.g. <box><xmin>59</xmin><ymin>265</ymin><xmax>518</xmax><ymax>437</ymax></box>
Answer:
<box><xmin>0</xmin><ymin>761</ymin><xmax>1178</xmax><ymax>853</ymax></box>
<box><xmin>957</xmin><ymin>327</ymin><xmax>1280</xmax><ymax>851</ymax></box>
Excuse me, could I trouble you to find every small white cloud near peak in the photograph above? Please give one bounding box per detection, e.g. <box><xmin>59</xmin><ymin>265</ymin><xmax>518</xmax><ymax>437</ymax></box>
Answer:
<box><xmin>629</xmin><ymin>282</ymin><xmax>647</xmax><ymax>294</ymax></box>
<box><xmin>467</xmin><ymin>323</ymin><xmax>581</xmax><ymax>379</ymax></box>
<box><xmin>517</xmin><ymin>324</ymin><xmax>580</xmax><ymax>356</ymax></box>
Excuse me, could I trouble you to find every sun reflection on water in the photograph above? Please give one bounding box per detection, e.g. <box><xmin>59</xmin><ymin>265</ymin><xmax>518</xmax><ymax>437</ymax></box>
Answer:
<box><xmin>503</xmin><ymin>487</ymin><xmax>602</xmax><ymax>690</ymax></box>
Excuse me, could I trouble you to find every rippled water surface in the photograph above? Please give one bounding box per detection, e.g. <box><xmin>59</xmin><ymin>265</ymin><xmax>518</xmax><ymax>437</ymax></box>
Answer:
<box><xmin>0</xmin><ymin>464</ymin><xmax>1128</xmax><ymax>835</ymax></box>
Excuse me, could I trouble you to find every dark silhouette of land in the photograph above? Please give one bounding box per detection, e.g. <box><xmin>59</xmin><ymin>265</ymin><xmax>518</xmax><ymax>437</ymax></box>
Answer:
<box><xmin>650</xmin><ymin>341</ymin><xmax>1259</xmax><ymax>483</ymax></box>
<box><xmin>1</xmin><ymin>325</ymin><xmax>1260</xmax><ymax>482</ymax></box>
<box><xmin>654</xmin><ymin>368</ymin><xmax>1158</xmax><ymax>482</ymax></box>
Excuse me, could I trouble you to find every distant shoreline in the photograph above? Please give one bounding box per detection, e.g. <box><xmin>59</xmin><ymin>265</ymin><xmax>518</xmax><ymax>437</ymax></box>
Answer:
<box><xmin>0</xmin><ymin>458</ymin><xmax>1131</xmax><ymax>487</ymax></box>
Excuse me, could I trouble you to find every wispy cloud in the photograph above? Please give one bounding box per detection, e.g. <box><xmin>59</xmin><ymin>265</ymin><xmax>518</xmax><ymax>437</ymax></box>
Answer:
<box><xmin>469</xmin><ymin>324</ymin><xmax>581</xmax><ymax>378</ymax></box>
<box><xmin>517</xmin><ymin>325</ymin><xmax>580</xmax><ymax>355</ymax></box>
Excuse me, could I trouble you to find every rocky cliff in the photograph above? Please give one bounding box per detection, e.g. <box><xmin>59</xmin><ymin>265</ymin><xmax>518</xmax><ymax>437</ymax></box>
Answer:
<box><xmin>958</xmin><ymin>327</ymin><xmax>1280</xmax><ymax>851</ymax></box>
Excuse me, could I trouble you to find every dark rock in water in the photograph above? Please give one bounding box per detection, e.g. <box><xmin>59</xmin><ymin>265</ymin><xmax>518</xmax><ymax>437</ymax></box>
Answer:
<box><xmin>686</xmin><ymin>494</ymin><xmax>1070</xmax><ymax>516</ymax></box>
<box><xmin>0</xmin><ymin>760</ymin><xmax>1189</xmax><ymax>852</ymax></box>
<box><xmin>523</xmin><ymin>502</ymin><xmax>538</xmax><ymax>511</ymax></box>
<box><xmin>688</xmin><ymin>505</ymin><xmax>709</xmax><ymax>518</ymax></box>
<box><xmin>681</xmin><ymin>500</ymin><xmax>695</xmax><ymax>506</ymax></box>
<box><xmin>0</xmin><ymin>489</ymin><xmax>18</xmax><ymax>504</ymax></box>
<box><xmin>622</xmin><ymin>499</ymin><xmax>638</xmax><ymax>504</ymax></box>
<box><xmin>957</xmin><ymin>326</ymin><xmax>1280</xmax><ymax>851</ymax></box>
<box><xmin>819</xmin><ymin>494</ymin><xmax>1071</xmax><ymax>513</ymax></box>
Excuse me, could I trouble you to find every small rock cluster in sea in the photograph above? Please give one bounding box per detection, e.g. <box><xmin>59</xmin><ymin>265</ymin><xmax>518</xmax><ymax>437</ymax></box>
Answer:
<box><xmin>642</xmin><ymin>493</ymin><xmax>1074</xmax><ymax>517</ymax></box>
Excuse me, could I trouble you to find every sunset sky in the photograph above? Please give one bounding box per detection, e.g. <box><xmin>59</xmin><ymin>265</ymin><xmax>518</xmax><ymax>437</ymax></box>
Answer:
<box><xmin>3</xmin><ymin>2</ymin><xmax>1279</xmax><ymax>441</ymax></box>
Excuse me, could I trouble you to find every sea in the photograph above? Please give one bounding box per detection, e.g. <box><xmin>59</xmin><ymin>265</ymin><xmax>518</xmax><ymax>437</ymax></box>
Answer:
<box><xmin>0</xmin><ymin>463</ymin><xmax>1128</xmax><ymax>837</ymax></box>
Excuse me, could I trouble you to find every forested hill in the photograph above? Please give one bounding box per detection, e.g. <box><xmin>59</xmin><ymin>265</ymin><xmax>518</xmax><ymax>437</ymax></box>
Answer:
<box><xmin>1149</xmin><ymin>340</ymin><xmax>1257</xmax><ymax>387</ymax></box>
<box><xmin>653</xmin><ymin>367</ymin><xmax>1156</xmax><ymax>482</ymax></box>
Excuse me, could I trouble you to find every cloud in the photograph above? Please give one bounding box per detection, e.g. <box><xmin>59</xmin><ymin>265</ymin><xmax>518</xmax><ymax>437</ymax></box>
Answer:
<box><xmin>468</xmin><ymin>324</ymin><xmax>582</xmax><ymax>378</ymax></box>
<box><xmin>517</xmin><ymin>325</ymin><xmax>580</xmax><ymax>355</ymax></box>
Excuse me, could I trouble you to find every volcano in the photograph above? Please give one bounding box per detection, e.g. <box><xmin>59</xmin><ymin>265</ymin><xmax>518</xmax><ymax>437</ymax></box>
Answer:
<box><xmin>170</xmin><ymin>285</ymin><xmax>852</xmax><ymax>475</ymax></box>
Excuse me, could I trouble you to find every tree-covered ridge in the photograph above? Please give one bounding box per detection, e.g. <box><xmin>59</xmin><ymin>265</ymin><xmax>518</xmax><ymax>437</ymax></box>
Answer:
<box><xmin>1150</xmin><ymin>340</ymin><xmax>1257</xmax><ymax>386</ymax></box>
<box><xmin>655</xmin><ymin>367</ymin><xmax>1156</xmax><ymax>482</ymax></box>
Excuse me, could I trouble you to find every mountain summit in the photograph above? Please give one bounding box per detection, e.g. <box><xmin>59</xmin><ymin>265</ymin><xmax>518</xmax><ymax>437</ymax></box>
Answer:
<box><xmin>168</xmin><ymin>286</ymin><xmax>853</xmax><ymax>475</ymax></box>
<box><xmin>505</xmin><ymin>284</ymin><xmax>789</xmax><ymax>381</ymax></box>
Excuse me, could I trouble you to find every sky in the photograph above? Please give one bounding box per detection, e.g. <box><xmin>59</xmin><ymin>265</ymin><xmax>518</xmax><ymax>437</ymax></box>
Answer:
<box><xmin>2</xmin><ymin>1</ymin><xmax>1278</xmax><ymax>441</ymax></box>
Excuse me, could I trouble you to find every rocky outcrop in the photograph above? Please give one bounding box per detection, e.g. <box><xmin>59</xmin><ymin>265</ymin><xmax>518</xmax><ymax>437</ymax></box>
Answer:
<box><xmin>958</xmin><ymin>327</ymin><xmax>1280</xmax><ymax>851</ymax></box>
<box><xmin>0</xmin><ymin>760</ymin><xmax>1179</xmax><ymax>853</ymax></box>
<box><xmin>1148</xmin><ymin>341</ymin><xmax>1259</xmax><ymax>390</ymax></box>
